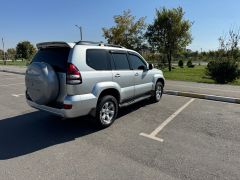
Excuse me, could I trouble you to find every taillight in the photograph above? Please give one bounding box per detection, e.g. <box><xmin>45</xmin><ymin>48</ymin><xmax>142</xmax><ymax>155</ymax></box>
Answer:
<box><xmin>67</xmin><ymin>63</ymin><xmax>82</xmax><ymax>84</ymax></box>
<box><xmin>63</xmin><ymin>104</ymin><xmax>72</xmax><ymax>109</ymax></box>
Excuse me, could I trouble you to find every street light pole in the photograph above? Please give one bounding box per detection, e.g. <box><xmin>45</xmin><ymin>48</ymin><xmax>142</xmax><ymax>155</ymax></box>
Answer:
<box><xmin>75</xmin><ymin>25</ymin><xmax>83</xmax><ymax>41</ymax></box>
<box><xmin>1</xmin><ymin>38</ymin><xmax>6</xmax><ymax>65</ymax></box>
<box><xmin>200</xmin><ymin>48</ymin><xmax>202</xmax><ymax>66</ymax></box>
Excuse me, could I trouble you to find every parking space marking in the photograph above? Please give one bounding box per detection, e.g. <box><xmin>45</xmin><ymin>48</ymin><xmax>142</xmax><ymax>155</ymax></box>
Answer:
<box><xmin>12</xmin><ymin>93</ymin><xmax>24</xmax><ymax>97</ymax></box>
<box><xmin>0</xmin><ymin>83</ymin><xmax>24</xmax><ymax>87</ymax></box>
<box><xmin>140</xmin><ymin>98</ymin><xmax>195</xmax><ymax>142</ymax></box>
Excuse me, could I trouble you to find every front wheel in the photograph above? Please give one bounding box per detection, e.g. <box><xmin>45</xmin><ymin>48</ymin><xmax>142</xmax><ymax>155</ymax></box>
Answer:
<box><xmin>151</xmin><ymin>82</ymin><xmax>163</xmax><ymax>103</ymax></box>
<box><xmin>96</xmin><ymin>95</ymin><xmax>118</xmax><ymax>128</ymax></box>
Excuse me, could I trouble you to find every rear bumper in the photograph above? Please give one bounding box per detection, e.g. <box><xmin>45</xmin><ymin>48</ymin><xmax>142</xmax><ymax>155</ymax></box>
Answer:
<box><xmin>27</xmin><ymin>94</ymin><xmax>97</xmax><ymax>118</ymax></box>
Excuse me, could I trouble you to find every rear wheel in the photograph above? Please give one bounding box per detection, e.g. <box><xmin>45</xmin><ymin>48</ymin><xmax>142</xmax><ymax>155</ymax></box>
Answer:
<box><xmin>96</xmin><ymin>95</ymin><xmax>118</xmax><ymax>128</ymax></box>
<box><xmin>151</xmin><ymin>81</ymin><xmax>163</xmax><ymax>103</ymax></box>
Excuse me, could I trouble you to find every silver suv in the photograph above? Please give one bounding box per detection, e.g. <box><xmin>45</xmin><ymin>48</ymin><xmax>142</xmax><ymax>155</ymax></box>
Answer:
<box><xmin>25</xmin><ymin>41</ymin><xmax>165</xmax><ymax>127</ymax></box>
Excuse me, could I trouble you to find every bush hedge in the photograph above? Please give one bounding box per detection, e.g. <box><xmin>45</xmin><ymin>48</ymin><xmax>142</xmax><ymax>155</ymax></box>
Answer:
<box><xmin>178</xmin><ymin>60</ymin><xmax>184</xmax><ymax>68</ymax></box>
<box><xmin>187</xmin><ymin>60</ymin><xmax>195</xmax><ymax>68</ymax></box>
<box><xmin>206</xmin><ymin>58</ymin><xmax>240</xmax><ymax>84</ymax></box>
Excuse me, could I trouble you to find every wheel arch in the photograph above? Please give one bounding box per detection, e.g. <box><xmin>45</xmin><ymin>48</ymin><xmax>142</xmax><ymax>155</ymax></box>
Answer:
<box><xmin>98</xmin><ymin>88</ymin><xmax>120</xmax><ymax>103</ymax></box>
<box><xmin>156</xmin><ymin>78</ymin><xmax>165</xmax><ymax>87</ymax></box>
<box><xmin>153</xmin><ymin>74</ymin><xmax>165</xmax><ymax>88</ymax></box>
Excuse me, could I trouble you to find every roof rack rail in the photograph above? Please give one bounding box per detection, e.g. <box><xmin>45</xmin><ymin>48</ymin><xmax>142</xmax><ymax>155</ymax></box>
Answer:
<box><xmin>76</xmin><ymin>41</ymin><xmax>103</xmax><ymax>45</ymax></box>
<box><xmin>103</xmin><ymin>44</ymin><xmax>125</xmax><ymax>48</ymax></box>
<box><xmin>76</xmin><ymin>41</ymin><xmax>125</xmax><ymax>48</ymax></box>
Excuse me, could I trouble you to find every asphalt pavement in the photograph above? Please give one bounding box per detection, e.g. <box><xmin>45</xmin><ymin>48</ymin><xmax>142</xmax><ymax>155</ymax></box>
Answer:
<box><xmin>0</xmin><ymin>71</ymin><xmax>240</xmax><ymax>180</ymax></box>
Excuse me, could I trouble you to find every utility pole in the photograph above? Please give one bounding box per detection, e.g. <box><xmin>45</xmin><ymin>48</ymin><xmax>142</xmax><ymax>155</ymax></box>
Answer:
<box><xmin>75</xmin><ymin>25</ymin><xmax>83</xmax><ymax>41</ymax></box>
<box><xmin>199</xmin><ymin>48</ymin><xmax>202</xmax><ymax>66</ymax></box>
<box><xmin>2</xmin><ymin>38</ymin><xmax>6</xmax><ymax>65</ymax></box>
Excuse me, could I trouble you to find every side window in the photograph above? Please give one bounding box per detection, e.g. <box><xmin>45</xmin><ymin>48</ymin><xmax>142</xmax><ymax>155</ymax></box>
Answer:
<box><xmin>86</xmin><ymin>49</ymin><xmax>110</xmax><ymax>70</ymax></box>
<box><xmin>111</xmin><ymin>53</ymin><xmax>130</xmax><ymax>70</ymax></box>
<box><xmin>129</xmin><ymin>54</ymin><xmax>147</xmax><ymax>70</ymax></box>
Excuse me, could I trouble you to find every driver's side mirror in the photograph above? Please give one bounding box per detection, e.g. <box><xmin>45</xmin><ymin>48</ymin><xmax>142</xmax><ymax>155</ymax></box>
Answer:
<box><xmin>148</xmin><ymin>64</ymin><xmax>153</xmax><ymax>70</ymax></box>
<box><xmin>138</xmin><ymin>65</ymin><xmax>147</xmax><ymax>71</ymax></box>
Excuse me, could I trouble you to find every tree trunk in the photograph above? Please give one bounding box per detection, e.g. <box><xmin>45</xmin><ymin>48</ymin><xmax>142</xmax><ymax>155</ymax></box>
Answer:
<box><xmin>167</xmin><ymin>53</ymin><xmax>172</xmax><ymax>71</ymax></box>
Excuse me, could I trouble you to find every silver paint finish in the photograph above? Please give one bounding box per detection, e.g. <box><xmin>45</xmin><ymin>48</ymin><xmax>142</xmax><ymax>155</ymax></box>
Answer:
<box><xmin>112</xmin><ymin>70</ymin><xmax>135</xmax><ymax>101</ymax></box>
<box><xmin>26</xmin><ymin>42</ymin><xmax>165</xmax><ymax>118</ymax></box>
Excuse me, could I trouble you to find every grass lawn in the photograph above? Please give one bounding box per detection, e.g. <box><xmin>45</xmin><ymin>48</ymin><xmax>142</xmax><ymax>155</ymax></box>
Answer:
<box><xmin>0</xmin><ymin>60</ymin><xmax>27</xmax><ymax>67</ymax></box>
<box><xmin>163</xmin><ymin>65</ymin><xmax>240</xmax><ymax>86</ymax></box>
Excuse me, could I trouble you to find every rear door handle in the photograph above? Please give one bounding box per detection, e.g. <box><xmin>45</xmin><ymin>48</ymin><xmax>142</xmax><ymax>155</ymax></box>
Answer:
<box><xmin>135</xmin><ymin>73</ymin><xmax>139</xmax><ymax>76</ymax></box>
<box><xmin>115</xmin><ymin>74</ymin><xmax>121</xmax><ymax>78</ymax></box>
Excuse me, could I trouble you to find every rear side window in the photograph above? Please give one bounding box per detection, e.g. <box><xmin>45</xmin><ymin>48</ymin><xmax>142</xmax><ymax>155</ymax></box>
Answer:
<box><xmin>32</xmin><ymin>47</ymin><xmax>70</xmax><ymax>72</ymax></box>
<box><xmin>111</xmin><ymin>53</ymin><xmax>130</xmax><ymax>70</ymax></box>
<box><xmin>86</xmin><ymin>49</ymin><xmax>110</xmax><ymax>70</ymax></box>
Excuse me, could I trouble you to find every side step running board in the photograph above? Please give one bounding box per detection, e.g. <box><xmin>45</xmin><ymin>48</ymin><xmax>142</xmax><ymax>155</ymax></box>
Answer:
<box><xmin>119</xmin><ymin>95</ymin><xmax>152</xmax><ymax>108</ymax></box>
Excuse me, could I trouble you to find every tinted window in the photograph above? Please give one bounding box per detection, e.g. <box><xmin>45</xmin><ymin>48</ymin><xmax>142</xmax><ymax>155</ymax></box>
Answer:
<box><xmin>111</xmin><ymin>53</ymin><xmax>130</xmax><ymax>70</ymax></box>
<box><xmin>32</xmin><ymin>47</ymin><xmax>70</xmax><ymax>72</ymax></box>
<box><xmin>129</xmin><ymin>54</ymin><xmax>147</xmax><ymax>70</ymax></box>
<box><xmin>86</xmin><ymin>49</ymin><xmax>109</xmax><ymax>70</ymax></box>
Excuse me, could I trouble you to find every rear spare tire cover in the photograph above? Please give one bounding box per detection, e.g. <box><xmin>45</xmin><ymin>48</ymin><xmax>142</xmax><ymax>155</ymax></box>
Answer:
<box><xmin>25</xmin><ymin>62</ymin><xmax>59</xmax><ymax>105</ymax></box>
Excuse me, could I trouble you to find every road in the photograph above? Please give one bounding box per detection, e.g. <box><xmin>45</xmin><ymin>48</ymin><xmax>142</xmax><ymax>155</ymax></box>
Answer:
<box><xmin>0</xmin><ymin>71</ymin><xmax>240</xmax><ymax>180</ymax></box>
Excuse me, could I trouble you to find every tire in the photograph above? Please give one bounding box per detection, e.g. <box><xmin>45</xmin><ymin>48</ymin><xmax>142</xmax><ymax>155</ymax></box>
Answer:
<box><xmin>96</xmin><ymin>95</ymin><xmax>118</xmax><ymax>128</ymax></box>
<box><xmin>25</xmin><ymin>62</ymin><xmax>59</xmax><ymax>105</ymax></box>
<box><xmin>151</xmin><ymin>81</ymin><xmax>163</xmax><ymax>103</ymax></box>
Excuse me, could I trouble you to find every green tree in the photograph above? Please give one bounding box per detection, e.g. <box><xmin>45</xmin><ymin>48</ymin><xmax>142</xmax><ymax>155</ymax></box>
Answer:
<box><xmin>16</xmin><ymin>41</ymin><xmax>36</xmax><ymax>61</ymax></box>
<box><xmin>218</xmin><ymin>28</ymin><xmax>240</xmax><ymax>60</ymax></box>
<box><xmin>6</xmin><ymin>48</ymin><xmax>16</xmax><ymax>60</ymax></box>
<box><xmin>102</xmin><ymin>10</ymin><xmax>146</xmax><ymax>51</ymax></box>
<box><xmin>145</xmin><ymin>7</ymin><xmax>193</xmax><ymax>71</ymax></box>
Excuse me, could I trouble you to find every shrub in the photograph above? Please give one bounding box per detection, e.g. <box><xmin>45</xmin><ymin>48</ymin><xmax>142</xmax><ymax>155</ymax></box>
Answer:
<box><xmin>187</xmin><ymin>60</ymin><xmax>195</xmax><ymax>68</ymax></box>
<box><xmin>178</xmin><ymin>60</ymin><xmax>184</xmax><ymax>68</ymax></box>
<box><xmin>206</xmin><ymin>58</ymin><xmax>240</xmax><ymax>84</ymax></box>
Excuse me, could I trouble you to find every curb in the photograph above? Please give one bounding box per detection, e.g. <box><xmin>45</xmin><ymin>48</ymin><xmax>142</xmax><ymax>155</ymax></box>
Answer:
<box><xmin>0</xmin><ymin>69</ymin><xmax>25</xmax><ymax>75</ymax></box>
<box><xmin>164</xmin><ymin>90</ymin><xmax>240</xmax><ymax>104</ymax></box>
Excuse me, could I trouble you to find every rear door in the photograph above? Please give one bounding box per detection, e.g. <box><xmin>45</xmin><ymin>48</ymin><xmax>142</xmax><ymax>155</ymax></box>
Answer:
<box><xmin>31</xmin><ymin>46</ymin><xmax>71</xmax><ymax>103</ymax></box>
<box><xmin>110</xmin><ymin>51</ymin><xmax>135</xmax><ymax>102</ymax></box>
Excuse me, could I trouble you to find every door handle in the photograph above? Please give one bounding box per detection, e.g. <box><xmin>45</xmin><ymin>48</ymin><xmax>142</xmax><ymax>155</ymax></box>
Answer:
<box><xmin>135</xmin><ymin>73</ymin><xmax>139</xmax><ymax>76</ymax></box>
<box><xmin>115</xmin><ymin>74</ymin><xmax>121</xmax><ymax>78</ymax></box>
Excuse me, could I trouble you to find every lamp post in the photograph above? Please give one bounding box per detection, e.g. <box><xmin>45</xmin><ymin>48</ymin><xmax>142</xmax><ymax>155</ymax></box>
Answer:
<box><xmin>75</xmin><ymin>25</ymin><xmax>83</xmax><ymax>41</ymax></box>
<box><xmin>2</xmin><ymin>38</ymin><xmax>6</xmax><ymax>65</ymax></box>
<box><xmin>200</xmin><ymin>48</ymin><xmax>202</xmax><ymax>66</ymax></box>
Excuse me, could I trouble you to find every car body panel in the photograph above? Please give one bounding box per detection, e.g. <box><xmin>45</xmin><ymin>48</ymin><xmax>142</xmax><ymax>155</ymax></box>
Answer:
<box><xmin>112</xmin><ymin>70</ymin><xmax>135</xmax><ymax>102</ymax></box>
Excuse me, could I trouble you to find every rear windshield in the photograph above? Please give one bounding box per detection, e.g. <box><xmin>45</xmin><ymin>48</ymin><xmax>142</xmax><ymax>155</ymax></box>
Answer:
<box><xmin>32</xmin><ymin>47</ymin><xmax>70</xmax><ymax>72</ymax></box>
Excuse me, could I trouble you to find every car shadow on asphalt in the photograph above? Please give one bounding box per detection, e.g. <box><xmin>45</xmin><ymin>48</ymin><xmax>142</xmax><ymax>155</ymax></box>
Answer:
<box><xmin>0</xmin><ymin>100</ymin><xmax>152</xmax><ymax>160</ymax></box>
<box><xmin>0</xmin><ymin>111</ymin><xmax>102</xmax><ymax>160</ymax></box>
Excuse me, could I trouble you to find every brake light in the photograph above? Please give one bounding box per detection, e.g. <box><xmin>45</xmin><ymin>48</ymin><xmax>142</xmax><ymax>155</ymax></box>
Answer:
<box><xmin>64</xmin><ymin>104</ymin><xmax>72</xmax><ymax>109</ymax></box>
<box><xmin>67</xmin><ymin>63</ymin><xmax>82</xmax><ymax>84</ymax></box>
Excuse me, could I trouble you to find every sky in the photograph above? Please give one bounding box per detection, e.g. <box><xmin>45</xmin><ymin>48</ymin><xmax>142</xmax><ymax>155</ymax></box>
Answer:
<box><xmin>0</xmin><ymin>0</ymin><xmax>240</xmax><ymax>51</ymax></box>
